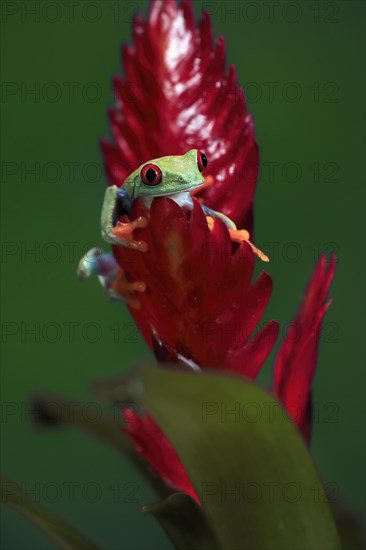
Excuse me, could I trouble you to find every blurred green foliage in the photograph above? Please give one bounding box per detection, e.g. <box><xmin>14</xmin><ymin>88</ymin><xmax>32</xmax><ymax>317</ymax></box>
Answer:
<box><xmin>1</xmin><ymin>1</ymin><xmax>365</xmax><ymax>548</ymax></box>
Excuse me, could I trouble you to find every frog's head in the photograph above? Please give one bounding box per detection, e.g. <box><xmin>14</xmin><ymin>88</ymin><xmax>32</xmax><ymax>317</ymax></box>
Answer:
<box><xmin>122</xmin><ymin>149</ymin><xmax>207</xmax><ymax>199</ymax></box>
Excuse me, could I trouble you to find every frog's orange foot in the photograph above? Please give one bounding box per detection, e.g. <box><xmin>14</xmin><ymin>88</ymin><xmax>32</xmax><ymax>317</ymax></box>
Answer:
<box><xmin>229</xmin><ymin>228</ymin><xmax>251</xmax><ymax>242</ymax></box>
<box><xmin>206</xmin><ymin>216</ymin><xmax>269</xmax><ymax>262</ymax></box>
<box><xmin>229</xmin><ymin>228</ymin><xmax>269</xmax><ymax>262</ymax></box>
<box><xmin>112</xmin><ymin>216</ymin><xmax>149</xmax><ymax>253</ymax></box>
<box><xmin>111</xmin><ymin>268</ymin><xmax>146</xmax><ymax>310</ymax></box>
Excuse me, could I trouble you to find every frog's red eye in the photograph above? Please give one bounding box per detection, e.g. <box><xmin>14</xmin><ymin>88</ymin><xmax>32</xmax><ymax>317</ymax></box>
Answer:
<box><xmin>140</xmin><ymin>163</ymin><xmax>162</xmax><ymax>186</ymax></box>
<box><xmin>197</xmin><ymin>151</ymin><xmax>208</xmax><ymax>172</ymax></box>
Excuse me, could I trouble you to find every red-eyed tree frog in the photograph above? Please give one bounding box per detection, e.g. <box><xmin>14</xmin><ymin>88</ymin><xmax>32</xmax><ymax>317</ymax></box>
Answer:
<box><xmin>77</xmin><ymin>150</ymin><xmax>268</xmax><ymax>308</ymax></box>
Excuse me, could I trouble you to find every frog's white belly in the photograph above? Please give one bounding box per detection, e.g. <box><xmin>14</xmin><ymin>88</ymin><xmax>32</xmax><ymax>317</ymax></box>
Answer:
<box><xmin>141</xmin><ymin>191</ymin><xmax>193</xmax><ymax>210</ymax></box>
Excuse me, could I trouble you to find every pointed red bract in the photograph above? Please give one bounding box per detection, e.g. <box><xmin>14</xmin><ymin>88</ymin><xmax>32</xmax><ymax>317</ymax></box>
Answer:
<box><xmin>114</xmin><ymin>197</ymin><xmax>276</xmax><ymax>372</ymax></box>
<box><xmin>102</xmin><ymin>0</ymin><xmax>258</xmax><ymax>231</ymax></box>
<box><xmin>273</xmin><ymin>255</ymin><xmax>336</xmax><ymax>441</ymax></box>
<box><xmin>123</xmin><ymin>408</ymin><xmax>198</xmax><ymax>502</ymax></box>
<box><xmin>227</xmin><ymin>320</ymin><xmax>279</xmax><ymax>378</ymax></box>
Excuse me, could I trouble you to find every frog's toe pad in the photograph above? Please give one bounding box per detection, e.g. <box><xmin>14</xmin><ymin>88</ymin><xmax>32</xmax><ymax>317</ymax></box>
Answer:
<box><xmin>77</xmin><ymin>247</ymin><xmax>103</xmax><ymax>280</ymax></box>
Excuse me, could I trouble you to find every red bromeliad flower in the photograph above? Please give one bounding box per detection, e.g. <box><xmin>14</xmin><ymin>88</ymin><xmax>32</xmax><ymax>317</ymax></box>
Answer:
<box><xmin>101</xmin><ymin>0</ymin><xmax>258</xmax><ymax>234</ymax></box>
<box><xmin>99</xmin><ymin>0</ymin><xmax>336</xmax><ymax>502</ymax></box>
<box><xmin>102</xmin><ymin>0</ymin><xmax>269</xmax><ymax>362</ymax></box>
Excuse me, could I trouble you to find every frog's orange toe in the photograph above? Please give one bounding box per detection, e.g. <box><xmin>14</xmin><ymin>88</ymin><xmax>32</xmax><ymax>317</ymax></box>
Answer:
<box><xmin>205</xmin><ymin>215</ymin><xmax>215</xmax><ymax>230</ymax></box>
<box><xmin>229</xmin><ymin>229</ymin><xmax>269</xmax><ymax>262</ymax></box>
<box><xmin>111</xmin><ymin>269</ymin><xmax>146</xmax><ymax>309</ymax></box>
<box><xmin>249</xmin><ymin>244</ymin><xmax>270</xmax><ymax>262</ymax></box>
<box><xmin>229</xmin><ymin>228</ymin><xmax>251</xmax><ymax>242</ymax></box>
<box><xmin>129</xmin><ymin>281</ymin><xmax>147</xmax><ymax>293</ymax></box>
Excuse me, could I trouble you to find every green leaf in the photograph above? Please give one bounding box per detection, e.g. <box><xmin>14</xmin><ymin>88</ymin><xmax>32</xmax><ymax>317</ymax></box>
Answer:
<box><xmin>34</xmin><ymin>394</ymin><xmax>171</xmax><ymax>499</ymax></box>
<box><xmin>91</xmin><ymin>371</ymin><xmax>140</xmax><ymax>404</ymax></box>
<box><xmin>144</xmin><ymin>493</ymin><xmax>221</xmax><ymax>550</ymax></box>
<box><xmin>0</xmin><ymin>477</ymin><xmax>99</xmax><ymax>549</ymax></box>
<box><xmin>141</xmin><ymin>369</ymin><xmax>341</xmax><ymax>550</ymax></box>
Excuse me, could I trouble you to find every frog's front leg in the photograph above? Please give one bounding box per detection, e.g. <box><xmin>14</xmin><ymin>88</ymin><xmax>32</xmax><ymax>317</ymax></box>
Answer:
<box><xmin>202</xmin><ymin>205</ymin><xmax>269</xmax><ymax>262</ymax></box>
<box><xmin>101</xmin><ymin>186</ymin><xmax>148</xmax><ymax>252</ymax></box>
<box><xmin>202</xmin><ymin>205</ymin><xmax>237</xmax><ymax>231</ymax></box>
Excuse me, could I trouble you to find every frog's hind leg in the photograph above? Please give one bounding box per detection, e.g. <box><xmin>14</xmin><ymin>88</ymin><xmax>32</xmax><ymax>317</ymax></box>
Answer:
<box><xmin>77</xmin><ymin>248</ymin><xmax>146</xmax><ymax>308</ymax></box>
<box><xmin>77</xmin><ymin>247</ymin><xmax>117</xmax><ymax>281</ymax></box>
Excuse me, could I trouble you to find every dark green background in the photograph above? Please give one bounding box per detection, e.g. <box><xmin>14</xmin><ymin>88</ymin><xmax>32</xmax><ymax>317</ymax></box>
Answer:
<box><xmin>1</xmin><ymin>1</ymin><xmax>365</xmax><ymax>548</ymax></box>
